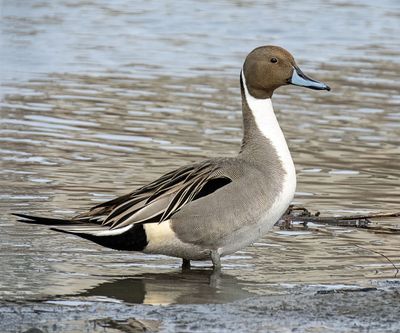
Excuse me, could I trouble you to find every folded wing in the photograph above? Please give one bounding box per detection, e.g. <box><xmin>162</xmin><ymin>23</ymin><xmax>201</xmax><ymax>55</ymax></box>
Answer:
<box><xmin>16</xmin><ymin>160</ymin><xmax>232</xmax><ymax>242</ymax></box>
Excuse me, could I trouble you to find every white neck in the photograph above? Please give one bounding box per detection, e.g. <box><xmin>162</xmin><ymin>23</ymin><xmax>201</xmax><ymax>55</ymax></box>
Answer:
<box><xmin>241</xmin><ymin>70</ymin><xmax>296</xmax><ymax>192</ymax></box>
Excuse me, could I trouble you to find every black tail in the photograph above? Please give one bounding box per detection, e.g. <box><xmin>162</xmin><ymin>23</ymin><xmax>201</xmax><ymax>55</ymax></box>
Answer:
<box><xmin>13</xmin><ymin>213</ymin><xmax>73</xmax><ymax>225</ymax></box>
<box><xmin>13</xmin><ymin>213</ymin><xmax>148</xmax><ymax>251</ymax></box>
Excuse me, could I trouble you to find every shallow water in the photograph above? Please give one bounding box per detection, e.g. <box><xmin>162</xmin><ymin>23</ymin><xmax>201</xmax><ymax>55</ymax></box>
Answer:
<box><xmin>1</xmin><ymin>0</ymin><xmax>400</xmax><ymax>308</ymax></box>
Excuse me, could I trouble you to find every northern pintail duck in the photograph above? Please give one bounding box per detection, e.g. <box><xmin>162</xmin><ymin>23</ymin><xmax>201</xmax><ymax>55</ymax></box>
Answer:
<box><xmin>14</xmin><ymin>46</ymin><xmax>330</xmax><ymax>270</ymax></box>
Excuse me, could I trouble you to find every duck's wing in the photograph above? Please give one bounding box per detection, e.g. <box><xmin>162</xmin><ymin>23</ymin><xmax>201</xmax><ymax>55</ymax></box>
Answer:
<box><xmin>14</xmin><ymin>160</ymin><xmax>232</xmax><ymax>250</ymax></box>
<box><xmin>31</xmin><ymin>159</ymin><xmax>231</xmax><ymax>236</ymax></box>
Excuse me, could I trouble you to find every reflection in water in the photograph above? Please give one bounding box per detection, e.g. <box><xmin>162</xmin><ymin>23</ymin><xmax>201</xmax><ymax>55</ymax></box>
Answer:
<box><xmin>78</xmin><ymin>270</ymin><xmax>254</xmax><ymax>304</ymax></box>
<box><xmin>0</xmin><ymin>0</ymin><xmax>399</xmax><ymax>305</ymax></box>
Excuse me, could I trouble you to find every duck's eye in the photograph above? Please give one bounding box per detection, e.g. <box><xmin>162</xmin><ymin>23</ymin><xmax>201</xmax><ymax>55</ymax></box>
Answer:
<box><xmin>270</xmin><ymin>57</ymin><xmax>278</xmax><ymax>63</ymax></box>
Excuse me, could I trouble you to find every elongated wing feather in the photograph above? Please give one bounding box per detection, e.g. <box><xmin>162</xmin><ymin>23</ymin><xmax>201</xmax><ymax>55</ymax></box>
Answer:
<box><xmin>75</xmin><ymin>160</ymin><xmax>232</xmax><ymax>232</ymax></box>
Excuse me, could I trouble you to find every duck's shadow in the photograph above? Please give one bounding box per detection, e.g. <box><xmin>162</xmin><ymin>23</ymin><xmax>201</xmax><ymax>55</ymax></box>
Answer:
<box><xmin>77</xmin><ymin>269</ymin><xmax>255</xmax><ymax>304</ymax></box>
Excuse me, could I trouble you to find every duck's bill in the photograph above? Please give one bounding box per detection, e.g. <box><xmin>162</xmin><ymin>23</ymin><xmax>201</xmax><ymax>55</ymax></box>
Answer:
<box><xmin>289</xmin><ymin>66</ymin><xmax>331</xmax><ymax>91</ymax></box>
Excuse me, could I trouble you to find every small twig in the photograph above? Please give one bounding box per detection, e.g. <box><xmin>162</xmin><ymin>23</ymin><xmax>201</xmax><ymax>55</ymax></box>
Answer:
<box><xmin>292</xmin><ymin>212</ymin><xmax>400</xmax><ymax>223</ymax></box>
<box><xmin>355</xmin><ymin>244</ymin><xmax>399</xmax><ymax>278</ymax></box>
<box><xmin>278</xmin><ymin>205</ymin><xmax>400</xmax><ymax>233</ymax></box>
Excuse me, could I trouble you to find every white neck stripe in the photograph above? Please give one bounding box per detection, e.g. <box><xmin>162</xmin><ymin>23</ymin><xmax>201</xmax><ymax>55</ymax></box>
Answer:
<box><xmin>241</xmin><ymin>69</ymin><xmax>296</xmax><ymax>184</ymax></box>
<box><xmin>241</xmin><ymin>70</ymin><xmax>284</xmax><ymax>153</ymax></box>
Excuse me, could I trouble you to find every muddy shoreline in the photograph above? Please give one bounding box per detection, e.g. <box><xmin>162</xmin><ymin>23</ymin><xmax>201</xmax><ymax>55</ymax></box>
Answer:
<box><xmin>2</xmin><ymin>282</ymin><xmax>399</xmax><ymax>333</ymax></box>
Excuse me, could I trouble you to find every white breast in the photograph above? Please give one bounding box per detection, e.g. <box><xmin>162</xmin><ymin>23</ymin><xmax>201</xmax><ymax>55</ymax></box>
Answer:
<box><xmin>236</xmin><ymin>73</ymin><xmax>297</xmax><ymax>236</ymax></box>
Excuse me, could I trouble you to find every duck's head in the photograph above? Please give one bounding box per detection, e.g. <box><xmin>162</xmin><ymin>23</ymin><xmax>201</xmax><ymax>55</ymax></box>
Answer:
<box><xmin>242</xmin><ymin>45</ymin><xmax>330</xmax><ymax>99</ymax></box>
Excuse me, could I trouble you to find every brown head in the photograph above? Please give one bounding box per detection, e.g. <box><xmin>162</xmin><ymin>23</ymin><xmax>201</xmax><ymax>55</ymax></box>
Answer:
<box><xmin>242</xmin><ymin>45</ymin><xmax>330</xmax><ymax>99</ymax></box>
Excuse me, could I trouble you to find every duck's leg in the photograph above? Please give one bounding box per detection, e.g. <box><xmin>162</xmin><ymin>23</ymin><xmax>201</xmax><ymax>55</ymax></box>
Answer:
<box><xmin>182</xmin><ymin>258</ymin><xmax>191</xmax><ymax>270</ymax></box>
<box><xmin>209</xmin><ymin>251</ymin><xmax>222</xmax><ymax>287</ymax></box>
<box><xmin>210</xmin><ymin>250</ymin><xmax>221</xmax><ymax>271</ymax></box>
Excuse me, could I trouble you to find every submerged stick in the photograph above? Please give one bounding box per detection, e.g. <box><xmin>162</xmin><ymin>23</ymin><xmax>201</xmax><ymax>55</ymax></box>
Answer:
<box><xmin>278</xmin><ymin>205</ymin><xmax>400</xmax><ymax>233</ymax></box>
